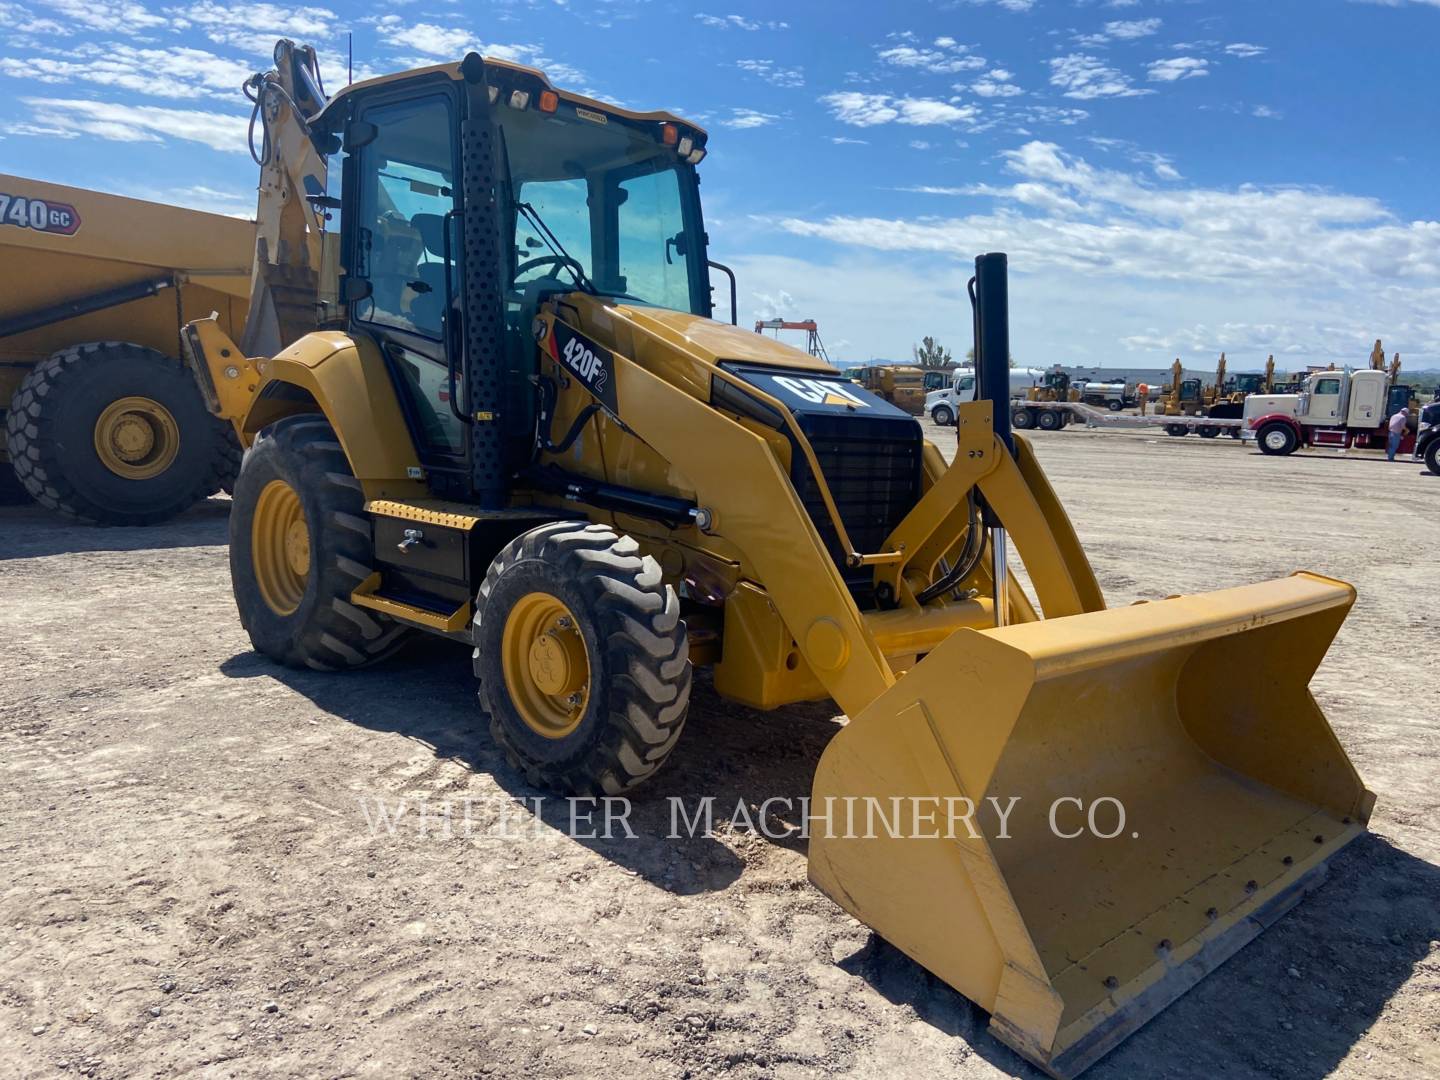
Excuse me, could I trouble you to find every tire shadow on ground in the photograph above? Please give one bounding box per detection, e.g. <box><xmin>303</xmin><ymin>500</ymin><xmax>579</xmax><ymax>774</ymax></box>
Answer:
<box><xmin>0</xmin><ymin>497</ymin><xmax>231</xmax><ymax>560</ymax></box>
<box><xmin>219</xmin><ymin>644</ymin><xmax>842</xmax><ymax>897</ymax></box>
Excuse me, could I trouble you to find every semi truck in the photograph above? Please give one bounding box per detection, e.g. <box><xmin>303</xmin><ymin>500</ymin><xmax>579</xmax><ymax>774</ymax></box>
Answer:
<box><xmin>0</xmin><ymin>175</ymin><xmax>254</xmax><ymax>523</ymax></box>
<box><xmin>924</xmin><ymin>366</ymin><xmax>1052</xmax><ymax>426</ymax></box>
<box><xmin>1243</xmin><ymin>368</ymin><xmax>1415</xmax><ymax>456</ymax></box>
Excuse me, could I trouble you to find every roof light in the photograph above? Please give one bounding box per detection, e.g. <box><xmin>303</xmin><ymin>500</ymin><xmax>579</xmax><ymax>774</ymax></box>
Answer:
<box><xmin>677</xmin><ymin>134</ymin><xmax>693</xmax><ymax>157</ymax></box>
<box><xmin>686</xmin><ymin>147</ymin><xmax>706</xmax><ymax>165</ymax></box>
<box><xmin>538</xmin><ymin>90</ymin><xmax>558</xmax><ymax>113</ymax></box>
<box><xmin>509</xmin><ymin>89</ymin><xmax>530</xmax><ymax>110</ymax></box>
<box><xmin>661</xmin><ymin>122</ymin><xmax>678</xmax><ymax>146</ymax></box>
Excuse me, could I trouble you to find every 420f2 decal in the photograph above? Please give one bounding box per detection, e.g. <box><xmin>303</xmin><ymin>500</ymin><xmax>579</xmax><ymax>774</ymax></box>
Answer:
<box><xmin>543</xmin><ymin>319</ymin><xmax>620</xmax><ymax>415</ymax></box>
<box><xmin>0</xmin><ymin>193</ymin><xmax>81</xmax><ymax>236</ymax></box>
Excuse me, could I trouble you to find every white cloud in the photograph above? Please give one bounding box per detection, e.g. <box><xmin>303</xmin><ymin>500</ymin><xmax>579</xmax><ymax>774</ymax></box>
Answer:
<box><xmin>821</xmin><ymin>91</ymin><xmax>979</xmax><ymax>127</ymax></box>
<box><xmin>971</xmin><ymin>69</ymin><xmax>1023</xmax><ymax>97</ymax></box>
<box><xmin>736</xmin><ymin>59</ymin><xmax>803</xmax><ymax>88</ymax></box>
<box><xmin>1224</xmin><ymin>42</ymin><xmax>1268</xmax><ymax>58</ymax></box>
<box><xmin>1252</xmin><ymin>105</ymin><xmax>1283</xmax><ymax>119</ymax></box>
<box><xmin>35</xmin><ymin>0</ymin><xmax>166</xmax><ymax>33</ymax></box>
<box><xmin>955</xmin><ymin>0</ymin><xmax>1035</xmax><ymax>11</ymax></box>
<box><xmin>1076</xmin><ymin>17</ymin><xmax>1161</xmax><ymax>44</ymax></box>
<box><xmin>0</xmin><ymin>46</ymin><xmax>254</xmax><ymax>100</ymax></box>
<box><xmin>830</xmin><ymin>135</ymin><xmax>868</xmax><ymax>145</ymax></box>
<box><xmin>16</xmin><ymin>97</ymin><xmax>250</xmax><ymax>152</ymax></box>
<box><xmin>749</xmin><ymin>141</ymin><xmax>1440</xmax><ymax>365</ymax></box>
<box><xmin>878</xmin><ymin>38</ymin><xmax>987</xmax><ymax>74</ymax></box>
<box><xmin>724</xmin><ymin>108</ymin><xmax>779</xmax><ymax>129</ymax></box>
<box><xmin>168</xmin><ymin>1</ymin><xmax>338</xmax><ymax>52</ymax></box>
<box><xmin>694</xmin><ymin>12</ymin><xmax>788</xmax><ymax>30</ymax></box>
<box><xmin>1048</xmin><ymin>54</ymin><xmax>1153</xmax><ymax>99</ymax></box>
<box><xmin>1148</xmin><ymin>57</ymin><xmax>1209</xmax><ymax>82</ymax></box>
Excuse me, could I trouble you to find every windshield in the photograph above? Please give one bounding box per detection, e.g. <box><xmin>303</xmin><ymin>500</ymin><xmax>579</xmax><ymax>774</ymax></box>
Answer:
<box><xmin>498</xmin><ymin>106</ymin><xmax>703</xmax><ymax>313</ymax></box>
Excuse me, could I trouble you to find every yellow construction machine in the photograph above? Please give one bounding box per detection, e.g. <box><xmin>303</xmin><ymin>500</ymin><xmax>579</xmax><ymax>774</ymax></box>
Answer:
<box><xmin>0</xmin><ymin>176</ymin><xmax>253</xmax><ymax>520</ymax></box>
<box><xmin>188</xmin><ymin>42</ymin><xmax>1373</xmax><ymax>1078</ymax></box>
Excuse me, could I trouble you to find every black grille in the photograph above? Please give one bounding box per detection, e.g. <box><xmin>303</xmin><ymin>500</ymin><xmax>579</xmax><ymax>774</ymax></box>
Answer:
<box><xmin>795</xmin><ymin>418</ymin><xmax>922</xmax><ymax>597</ymax></box>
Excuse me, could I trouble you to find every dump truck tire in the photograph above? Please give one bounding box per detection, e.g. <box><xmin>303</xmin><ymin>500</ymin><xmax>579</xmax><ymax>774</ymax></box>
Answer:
<box><xmin>475</xmin><ymin>522</ymin><xmax>691</xmax><ymax>796</ymax></box>
<box><xmin>216</xmin><ymin>427</ymin><xmax>243</xmax><ymax>496</ymax></box>
<box><xmin>229</xmin><ymin>414</ymin><xmax>411</xmax><ymax>671</ymax></box>
<box><xmin>5</xmin><ymin>342</ymin><xmax>234</xmax><ymax>525</ymax></box>
<box><xmin>0</xmin><ymin>461</ymin><xmax>30</xmax><ymax>504</ymax></box>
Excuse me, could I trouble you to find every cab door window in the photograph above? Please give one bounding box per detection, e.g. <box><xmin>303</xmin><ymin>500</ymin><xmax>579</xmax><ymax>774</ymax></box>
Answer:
<box><xmin>351</xmin><ymin>92</ymin><xmax>464</xmax><ymax>457</ymax></box>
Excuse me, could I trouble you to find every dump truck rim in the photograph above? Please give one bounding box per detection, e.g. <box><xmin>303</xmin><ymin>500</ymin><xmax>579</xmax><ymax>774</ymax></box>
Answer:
<box><xmin>91</xmin><ymin>395</ymin><xmax>180</xmax><ymax>480</ymax></box>
<box><xmin>252</xmin><ymin>478</ymin><xmax>309</xmax><ymax>616</ymax></box>
<box><xmin>502</xmin><ymin>591</ymin><xmax>591</xmax><ymax>738</ymax></box>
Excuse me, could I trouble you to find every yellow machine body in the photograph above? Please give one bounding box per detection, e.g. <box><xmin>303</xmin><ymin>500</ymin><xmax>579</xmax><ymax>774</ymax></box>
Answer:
<box><xmin>188</xmin><ymin>45</ymin><xmax>1374</xmax><ymax>1078</ymax></box>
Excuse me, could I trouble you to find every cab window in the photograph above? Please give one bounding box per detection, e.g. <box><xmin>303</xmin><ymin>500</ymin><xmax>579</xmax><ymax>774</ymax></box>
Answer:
<box><xmin>1314</xmin><ymin>377</ymin><xmax>1341</xmax><ymax>395</ymax></box>
<box><xmin>352</xmin><ymin>94</ymin><xmax>456</xmax><ymax>341</ymax></box>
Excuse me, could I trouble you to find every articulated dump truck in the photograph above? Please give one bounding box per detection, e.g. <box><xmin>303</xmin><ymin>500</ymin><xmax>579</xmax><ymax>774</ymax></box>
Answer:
<box><xmin>0</xmin><ymin>175</ymin><xmax>252</xmax><ymax>522</ymax></box>
<box><xmin>187</xmin><ymin>41</ymin><xmax>1374</xmax><ymax>1077</ymax></box>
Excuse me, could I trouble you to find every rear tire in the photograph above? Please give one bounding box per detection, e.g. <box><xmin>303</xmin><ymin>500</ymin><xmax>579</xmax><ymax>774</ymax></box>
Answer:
<box><xmin>5</xmin><ymin>342</ymin><xmax>236</xmax><ymax>525</ymax></box>
<box><xmin>1165</xmin><ymin>424</ymin><xmax>1188</xmax><ymax>437</ymax></box>
<box><xmin>1011</xmin><ymin>408</ymin><xmax>1034</xmax><ymax>430</ymax></box>
<box><xmin>1037</xmin><ymin>409</ymin><xmax>1061</xmax><ymax>431</ymax></box>
<box><xmin>216</xmin><ymin>426</ymin><xmax>243</xmax><ymax>496</ymax></box>
<box><xmin>1107</xmin><ymin>399</ymin><xmax>1124</xmax><ymax>412</ymax></box>
<box><xmin>1257</xmin><ymin>422</ymin><xmax>1299</xmax><ymax>456</ymax></box>
<box><xmin>931</xmin><ymin>405</ymin><xmax>954</xmax><ymax>427</ymax></box>
<box><xmin>229</xmin><ymin>414</ymin><xmax>411</xmax><ymax>670</ymax></box>
<box><xmin>1199</xmin><ymin>426</ymin><xmax>1221</xmax><ymax>439</ymax></box>
<box><xmin>475</xmin><ymin>522</ymin><xmax>691</xmax><ymax>796</ymax></box>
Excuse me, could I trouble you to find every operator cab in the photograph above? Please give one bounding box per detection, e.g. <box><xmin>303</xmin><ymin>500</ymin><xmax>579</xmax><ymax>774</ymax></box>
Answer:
<box><xmin>309</xmin><ymin>57</ymin><xmax>711</xmax><ymax>496</ymax></box>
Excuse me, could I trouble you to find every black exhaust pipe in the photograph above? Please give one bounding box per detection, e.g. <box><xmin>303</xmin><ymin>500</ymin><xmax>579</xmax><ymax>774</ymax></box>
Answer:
<box><xmin>973</xmin><ymin>252</ymin><xmax>1013</xmax><ymax>456</ymax></box>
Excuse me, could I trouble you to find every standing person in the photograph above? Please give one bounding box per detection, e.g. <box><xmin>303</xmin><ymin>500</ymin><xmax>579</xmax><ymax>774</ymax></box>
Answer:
<box><xmin>1387</xmin><ymin>405</ymin><xmax>1409</xmax><ymax>461</ymax></box>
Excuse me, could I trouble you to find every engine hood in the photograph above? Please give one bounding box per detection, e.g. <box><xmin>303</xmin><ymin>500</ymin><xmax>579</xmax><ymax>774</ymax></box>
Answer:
<box><xmin>613</xmin><ymin>305</ymin><xmax>836</xmax><ymax>373</ymax></box>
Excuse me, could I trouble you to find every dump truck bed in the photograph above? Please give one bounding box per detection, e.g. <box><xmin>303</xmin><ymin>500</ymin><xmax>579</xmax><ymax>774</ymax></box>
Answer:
<box><xmin>0</xmin><ymin>174</ymin><xmax>253</xmax><ymax>365</ymax></box>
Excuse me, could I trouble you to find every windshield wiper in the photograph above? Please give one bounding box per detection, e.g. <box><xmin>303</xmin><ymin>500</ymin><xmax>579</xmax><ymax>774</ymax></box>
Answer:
<box><xmin>515</xmin><ymin>200</ymin><xmax>599</xmax><ymax>296</ymax></box>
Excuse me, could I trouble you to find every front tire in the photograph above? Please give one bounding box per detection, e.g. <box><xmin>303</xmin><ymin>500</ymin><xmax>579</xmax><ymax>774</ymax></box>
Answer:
<box><xmin>230</xmin><ymin>414</ymin><xmax>411</xmax><ymax>670</ymax></box>
<box><xmin>475</xmin><ymin>522</ymin><xmax>691</xmax><ymax>796</ymax></box>
<box><xmin>931</xmin><ymin>405</ymin><xmax>954</xmax><ymax>427</ymax></box>
<box><xmin>1257</xmin><ymin>422</ymin><xmax>1299</xmax><ymax>456</ymax></box>
<box><xmin>5</xmin><ymin>342</ymin><xmax>236</xmax><ymax>525</ymax></box>
<box><xmin>1424</xmin><ymin>439</ymin><xmax>1439</xmax><ymax>476</ymax></box>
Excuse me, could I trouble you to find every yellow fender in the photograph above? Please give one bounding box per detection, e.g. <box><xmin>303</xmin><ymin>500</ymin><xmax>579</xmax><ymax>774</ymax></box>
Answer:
<box><xmin>183</xmin><ymin>316</ymin><xmax>426</xmax><ymax>499</ymax></box>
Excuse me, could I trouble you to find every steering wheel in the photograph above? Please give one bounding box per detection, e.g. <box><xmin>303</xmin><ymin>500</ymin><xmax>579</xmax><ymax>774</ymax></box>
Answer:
<box><xmin>515</xmin><ymin>254</ymin><xmax>585</xmax><ymax>281</ymax></box>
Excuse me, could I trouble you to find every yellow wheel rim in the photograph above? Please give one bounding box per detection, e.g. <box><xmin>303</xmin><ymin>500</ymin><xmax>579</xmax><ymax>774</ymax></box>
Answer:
<box><xmin>92</xmin><ymin>396</ymin><xmax>180</xmax><ymax>480</ymax></box>
<box><xmin>501</xmin><ymin>592</ymin><xmax>590</xmax><ymax>739</ymax></box>
<box><xmin>252</xmin><ymin>479</ymin><xmax>309</xmax><ymax>616</ymax></box>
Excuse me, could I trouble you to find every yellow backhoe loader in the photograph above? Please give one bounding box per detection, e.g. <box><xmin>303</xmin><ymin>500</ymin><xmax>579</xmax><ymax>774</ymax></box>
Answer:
<box><xmin>187</xmin><ymin>42</ymin><xmax>1373</xmax><ymax>1078</ymax></box>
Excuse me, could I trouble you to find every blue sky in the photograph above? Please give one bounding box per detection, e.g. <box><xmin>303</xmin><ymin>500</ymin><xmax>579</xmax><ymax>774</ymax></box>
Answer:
<box><xmin>2</xmin><ymin>0</ymin><xmax>1438</xmax><ymax>370</ymax></box>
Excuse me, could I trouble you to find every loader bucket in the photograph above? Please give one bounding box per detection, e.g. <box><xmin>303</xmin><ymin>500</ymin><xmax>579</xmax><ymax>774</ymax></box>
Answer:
<box><xmin>808</xmin><ymin>572</ymin><xmax>1373</xmax><ymax>1079</ymax></box>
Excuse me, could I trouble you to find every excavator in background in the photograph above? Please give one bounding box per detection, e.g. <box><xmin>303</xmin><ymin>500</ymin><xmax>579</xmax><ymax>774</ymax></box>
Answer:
<box><xmin>185</xmin><ymin>41</ymin><xmax>1374</xmax><ymax>1078</ymax></box>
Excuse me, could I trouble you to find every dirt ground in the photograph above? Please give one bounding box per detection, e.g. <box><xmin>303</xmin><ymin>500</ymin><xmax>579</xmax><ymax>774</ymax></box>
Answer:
<box><xmin>1</xmin><ymin>425</ymin><xmax>1437</xmax><ymax>1080</ymax></box>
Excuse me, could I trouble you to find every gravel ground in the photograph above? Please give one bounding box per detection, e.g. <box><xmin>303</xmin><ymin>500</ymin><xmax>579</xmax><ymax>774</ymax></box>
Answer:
<box><xmin>1</xmin><ymin>423</ymin><xmax>1436</xmax><ymax>1080</ymax></box>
